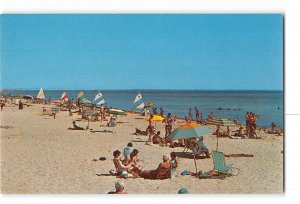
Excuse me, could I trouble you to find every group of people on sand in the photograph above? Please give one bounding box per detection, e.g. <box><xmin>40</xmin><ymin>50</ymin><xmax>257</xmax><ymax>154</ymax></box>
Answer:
<box><xmin>68</xmin><ymin>102</ymin><xmax>119</xmax><ymax>129</ymax></box>
<box><xmin>184</xmin><ymin>107</ymin><xmax>206</xmax><ymax>124</ymax></box>
<box><xmin>260</xmin><ymin>122</ymin><xmax>283</xmax><ymax>136</ymax></box>
<box><xmin>146</xmin><ymin>113</ymin><xmax>177</xmax><ymax>146</ymax></box>
<box><xmin>112</xmin><ymin>142</ymin><xmax>179</xmax><ymax>179</ymax></box>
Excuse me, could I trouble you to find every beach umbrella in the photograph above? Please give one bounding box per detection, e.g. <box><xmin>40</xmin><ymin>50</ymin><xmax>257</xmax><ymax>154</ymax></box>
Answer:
<box><xmin>169</xmin><ymin>123</ymin><xmax>213</xmax><ymax>174</ymax></box>
<box><xmin>206</xmin><ymin>117</ymin><xmax>238</xmax><ymax>150</ymax></box>
<box><xmin>23</xmin><ymin>95</ymin><xmax>34</xmax><ymax>100</ymax></box>
<box><xmin>144</xmin><ymin>103</ymin><xmax>155</xmax><ymax>108</ymax></box>
<box><xmin>145</xmin><ymin>115</ymin><xmax>164</xmax><ymax>122</ymax></box>
<box><xmin>169</xmin><ymin>123</ymin><xmax>213</xmax><ymax>140</ymax></box>
<box><xmin>82</xmin><ymin>109</ymin><xmax>98</xmax><ymax>117</ymax></box>
<box><xmin>107</xmin><ymin>108</ymin><xmax>127</xmax><ymax>116</ymax></box>
<box><xmin>145</xmin><ymin>115</ymin><xmax>164</xmax><ymax>129</ymax></box>
<box><xmin>80</xmin><ymin>98</ymin><xmax>92</xmax><ymax>105</ymax></box>
<box><xmin>206</xmin><ymin>117</ymin><xmax>237</xmax><ymax>127</ymax></box>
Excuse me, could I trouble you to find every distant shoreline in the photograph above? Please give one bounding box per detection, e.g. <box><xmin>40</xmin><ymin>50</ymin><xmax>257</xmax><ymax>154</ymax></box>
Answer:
<box><xmin>1</xmin><ymin>89</ymin><xmax>283</xmax><ymax>92</ymax></box>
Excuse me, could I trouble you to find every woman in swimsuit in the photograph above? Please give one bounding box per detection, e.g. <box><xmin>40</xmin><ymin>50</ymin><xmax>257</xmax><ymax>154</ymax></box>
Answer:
<box><xmin>164</xmin><ymin>113</ymin><xmax>175</xmax><ymax>139</ymax></box>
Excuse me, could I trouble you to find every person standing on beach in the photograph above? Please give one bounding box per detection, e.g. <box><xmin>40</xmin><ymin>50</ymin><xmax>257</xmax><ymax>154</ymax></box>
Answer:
<box><xmin>195</xmin><ymin>107</ymin><xmax>200</xmax><ymax>123</ymax></box>
<box><xmin>146</xmin><ymin>114</ymin><xmax>155</xmax><ymax>142</ymax></box>
<box><xmin>245</xmin><ymin>112</ymin><xmax>250</xmax><ymax>135</ymax></box>
<box><xmin>160</xmin><ymin>107</ymin><xmax>165</xmax><ymax>118</ymax></box>
<box><xmin>1</xmin><ymin>101</ymin><xmax>5</xmax><ymax>111</ymax></box>
<box><xmin>188</xmin><ymin>108</ymin><xmax>192</xmax><ymax>122</ymax></box>
<box><xmin>100</xmin><ymin>104</ymin><xmax>105</xmax><ymax>121</ymax></box>
<box><xmin>164</xmin><ymin>113</ymin><xmax>175</xmax><ymax>139</ymax></box>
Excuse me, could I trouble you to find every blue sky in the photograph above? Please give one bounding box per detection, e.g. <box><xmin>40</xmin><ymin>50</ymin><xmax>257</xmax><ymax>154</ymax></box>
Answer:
<box><xmin>1</xmin><ymin>14</ymin><xmax>283</xmax><ymax>90</ymax></box>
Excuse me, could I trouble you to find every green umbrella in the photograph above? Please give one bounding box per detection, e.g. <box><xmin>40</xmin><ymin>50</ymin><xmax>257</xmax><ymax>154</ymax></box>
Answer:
<box><xmin>206</xmin><ymin>117</ymin><xmax>238</xmax><ymax>150</ymax></box>
<box><xmin>206</xmin><ymin>117</ymin><xmax>237</xmax><ymax>127</ymax></box>
<box><xmin>169</xmin><ymin>123</ymin><xmax>213</xmax><ymax>140</ymax></box>
<box><xmin>169</xmin><ymin>123</ymin><xmax>213</xmax><ymax>174</ymax></box>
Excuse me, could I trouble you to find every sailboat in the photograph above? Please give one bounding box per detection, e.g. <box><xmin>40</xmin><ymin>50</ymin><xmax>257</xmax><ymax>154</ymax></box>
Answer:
<box><xmin>93</xmin><ymin>92</ymin><xmax>105</xmax><ymax>106</ymax></box>
<box><xmin>61</xmin><ymin>91</ymin><xmax>68</xmax><ymax>102</ymax></box>
<box><xmin>36</xmin><ymin>88</ymin><xmax>45</xmax><ymax>100</ymax></box>
<box><xmin>132</xmin><ymin>92</ymin><xmax>144</xmax><ymax>110</ymax></box>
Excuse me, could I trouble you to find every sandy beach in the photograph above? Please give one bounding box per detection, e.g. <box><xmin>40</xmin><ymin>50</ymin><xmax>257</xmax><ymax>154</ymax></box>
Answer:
<box><xmin>0</xmin><ymin>103</ymin><xmax>283</xmax><ymax>194</ymax></box>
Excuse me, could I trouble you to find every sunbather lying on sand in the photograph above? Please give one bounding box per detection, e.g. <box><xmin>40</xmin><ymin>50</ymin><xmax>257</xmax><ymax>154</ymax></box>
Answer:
<box><xmin>140</xmin><ymin>155</ymin><xmax>170</xmax><ymax>179</ymax></box>
<box><xmin>68</xmin><ymin>121</ymin><xmax>85</xmax><ymax>130</ymax></box>
<box><xmin>133</xmin><ymin>128</ymin><xmax>148</xmax><ymax>136</ymax></box>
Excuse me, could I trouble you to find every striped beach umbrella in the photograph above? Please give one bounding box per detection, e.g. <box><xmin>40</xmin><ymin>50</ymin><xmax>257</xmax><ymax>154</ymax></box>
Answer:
<box><xmin>206</xmin><ymin>117</ymin><xmax>237</xmax><ymax>151</ymax></box>
<box><xmin>206</xmin><ymin>117</ymin><xmax>237</xmax><ymax>127</ymax></box>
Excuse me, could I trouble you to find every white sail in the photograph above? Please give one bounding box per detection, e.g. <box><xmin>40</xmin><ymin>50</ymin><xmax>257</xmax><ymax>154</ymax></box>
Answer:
<box><xmin>36</xmin><ymin>88</ymin><xmax>45</xmax><ymax>99</ymax></box>
<box><xmin>133</xmin><ymin>93</ymin><xmax>144</xmax><ymax>109</ymax></box>
<box><xmin>93</xmin><ymin>92</ymin><xmax>105</xmax><ymax>105</ymax></box>
<box><xmin>61</xmin><ymin>91</ymin><xmax>68</xmax><ymax>101</ymax></box>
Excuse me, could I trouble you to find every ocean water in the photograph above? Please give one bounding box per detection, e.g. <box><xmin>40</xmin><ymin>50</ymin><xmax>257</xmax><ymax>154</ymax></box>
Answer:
<box><xmin>8</xmin><ymin>90</ymin><xmax>283</xmax><ymax>128</ymax></box>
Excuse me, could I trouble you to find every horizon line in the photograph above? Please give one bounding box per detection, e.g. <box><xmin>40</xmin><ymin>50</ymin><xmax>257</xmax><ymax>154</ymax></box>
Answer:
<box><xmin>0</xmin><ymin>88</ymin><xmax>283</xmax><ymax>92</ymax></box>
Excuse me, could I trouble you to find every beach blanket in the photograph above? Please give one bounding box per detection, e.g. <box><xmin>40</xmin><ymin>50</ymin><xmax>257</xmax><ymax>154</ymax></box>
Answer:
<box><xmin>198</xmin><ymin>171</ymin><xmax>226</xmax><ymax>179</ymax></box>
<box><xmin>90</xmin><ymin>130</ymin><xmax>113</xmax><ymax>134</ymax></box>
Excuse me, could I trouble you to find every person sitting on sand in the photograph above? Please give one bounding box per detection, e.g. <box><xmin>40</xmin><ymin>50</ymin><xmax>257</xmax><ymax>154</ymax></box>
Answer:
<box><xmin>113</xmin><ymin>150</ymin><xmax>131</xmax><ymax>174</ymax></box>
<box><xmin>213</xmin><ymin>127</ymin><xmax>221</xmax><ymax>137</ymax></box>
<box><xmin>222</xmin><ymin>126</ymin><xmax>231</xmax><ymax>137</ymax></box>
<box><xmin>123</xmin><ymin>149</ymin><xmax>144</xmax><ymax>173</ymax></box>
<box><xmin>234</xmin><ymin>126</ymin><xmax>244</xmax><ymax>137</ymax></box>
<box><xmin>18</xmin><ymin>101</ymin><xmax>23</xmax><ymax>110</ymax></box>
<box><xmin>194</xmin><ymin>136</ymin><xmax>210</xmax><ymax>158</ymax></box>
<box><xmin>140</xmin><ymin>155</ymin><xmax>170</xmax><ymax>179</ymax></box>
<box><xmin>173</xmin><ymin>139</ymin><xmax>185</xmax><ymax>147</ymax></box>
<box><xmin>107</xmin><ymin>117</ymin><xmax>116</xmax><ymax>127</ymax></box>
<box><xmin>152</xmin><ymin>131</ymin><xmax>164</xmax><ymax>144</ymax></box>
<box><xmin>124</xmin><ymin>142</ymin><xmax>133</xmax><ymax>158</ymax></box>
<box><xmin>249</xmin><ymin>126</ymin><xmax>259</xmax><ymax>139</ymax></box>
<box><xmin>108</xmin><ymin>181</ymin><xmax>128</xmax><ymax>194</ymax></box>
<box><xmin>71</xmin><ymin>121</ymin><xmax>85</xmax><ymax>130</ymax></box>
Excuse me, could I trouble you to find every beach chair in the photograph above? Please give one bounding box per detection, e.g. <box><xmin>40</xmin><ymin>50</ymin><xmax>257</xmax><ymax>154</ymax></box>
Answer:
<box><xmin>211</xmin><ymin>150</ymin><xmax>240</xmax><ymax>176</ymax></box>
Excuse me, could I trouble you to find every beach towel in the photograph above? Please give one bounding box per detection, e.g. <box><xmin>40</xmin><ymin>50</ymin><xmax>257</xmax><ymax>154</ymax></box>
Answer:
<box><xmin>181</xmin><ymin>170</ymin><xmax>191</xmax><ymax>175</ymax></box>
<box><xmin>225</xmin><ymin>154</ymin><xmax>254</xmax><ymax>158</ymax></box>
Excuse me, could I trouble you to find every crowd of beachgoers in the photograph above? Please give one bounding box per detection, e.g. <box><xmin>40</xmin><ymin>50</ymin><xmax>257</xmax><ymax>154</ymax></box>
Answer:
<box><xmin>0</xmin><ymin>95</ymin><xmax>284</xmax><ymax>194</ymax></box>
